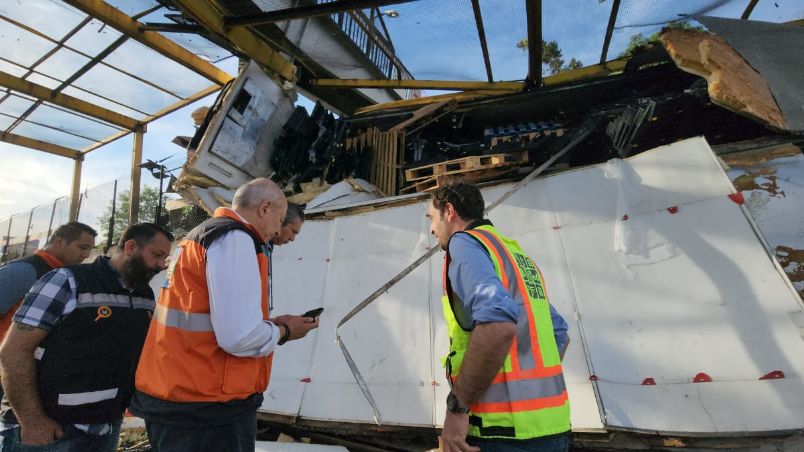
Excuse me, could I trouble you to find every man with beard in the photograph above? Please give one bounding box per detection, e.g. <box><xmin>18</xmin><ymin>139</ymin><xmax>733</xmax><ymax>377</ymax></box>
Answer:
<box><xmin>0</xmin><ymin>223</ymin><xmax>173</xmax><ymax>451</ymax></box>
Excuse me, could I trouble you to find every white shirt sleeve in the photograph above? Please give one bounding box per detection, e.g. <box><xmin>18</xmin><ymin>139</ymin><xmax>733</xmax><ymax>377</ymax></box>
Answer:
<box><xmin>206</xmin><ymin>230</ymin><xmax>280</xmax><ymax>357</ymax></box>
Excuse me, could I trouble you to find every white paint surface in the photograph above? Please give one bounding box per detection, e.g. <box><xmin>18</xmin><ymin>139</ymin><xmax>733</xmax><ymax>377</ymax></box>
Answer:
<box><xmin>255</xmin><ymin>442</ymin><xmax>348</xmax><ymax>452</ymax></box>
<box><xmin>262</xmin><ymin>137</ymin><xmax>804</xmax><ymax>435</ymax></box>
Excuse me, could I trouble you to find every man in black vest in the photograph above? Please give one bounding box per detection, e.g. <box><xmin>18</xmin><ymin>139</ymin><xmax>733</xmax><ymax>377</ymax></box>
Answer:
<box><xmin>0</xmin><ymin>223</ymin><xmax>173</xmax><ymax>451</ymax></box>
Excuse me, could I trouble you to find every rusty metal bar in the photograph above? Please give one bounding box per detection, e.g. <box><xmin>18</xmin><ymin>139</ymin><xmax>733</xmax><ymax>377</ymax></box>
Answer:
<box><xmin>471</xmin><ymin>0</ymin><xmax>494</xmax><ymax>82</ymax></box>
<box><xmin>599</xmin><ymin>0</ymin><xmax>621</xmax><ymax>64</ymax></box>
<box><xmin>525</xmin><ymin>0</ymin><xmax>543</xmax><ymax>86</ymax></box>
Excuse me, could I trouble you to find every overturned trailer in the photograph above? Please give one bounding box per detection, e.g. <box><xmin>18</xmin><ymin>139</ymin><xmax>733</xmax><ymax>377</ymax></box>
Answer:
<box><xmin>172</xmin><ymin>18</ymin><xmax>804</xmax><ymax>450</ymax></box>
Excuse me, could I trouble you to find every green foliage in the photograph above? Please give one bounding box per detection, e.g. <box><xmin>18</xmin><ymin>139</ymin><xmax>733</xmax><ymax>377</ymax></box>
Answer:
<box><xmin>97</xmin><ymin>186</ymin><xmax>166</xmax><ymax>247</ymax></box>
<box><xmin>619</xmin><ymin>21</ymin><xmax>705</xmax><ymax>58</ymax></box>
<box><xmin>516</xmin><ymin>39</ymin><xmax>584</xmax><ymax>75</ymax></box>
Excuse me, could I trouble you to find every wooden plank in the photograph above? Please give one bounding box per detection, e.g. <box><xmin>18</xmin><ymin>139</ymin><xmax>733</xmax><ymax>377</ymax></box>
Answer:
<box><xmin>405</xmin><ymin>166</ymin><xmax>519</xmax><ymax>194</ymax></box>
<box><xmin>389</xmin><ymin>100</ymin><xmax>450</xmax><ymax>132</ymax></box>
<box><xmin>404</xmin><ymin>151</ymin><xmax>528</xmax><ymax>182</ymax></box>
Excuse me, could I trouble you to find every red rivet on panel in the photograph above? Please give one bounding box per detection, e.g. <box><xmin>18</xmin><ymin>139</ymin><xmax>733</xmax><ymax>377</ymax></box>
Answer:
<box><xmin>693</xmin><ymin>372</ymin><xmax>712</xmax><ymax>383</ymax></box>
<box><xmin>759</xmin><ymin>370</ymin><xmax>785</xmax><ymax>380</ymax></box>
<box><xmin>728</xmin><ymin>192</ymin><xmax>745</xmax><ymax>205</ymax></box>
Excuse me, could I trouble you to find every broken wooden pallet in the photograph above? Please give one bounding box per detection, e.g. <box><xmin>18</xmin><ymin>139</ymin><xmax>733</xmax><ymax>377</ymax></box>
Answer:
<box><xmin>344</xmin><ymin>127</ymin><xmax>404</xmax><ymax>196</ymax></box>
<box><xmin>400</xmin><ymin>166</ymin><xmax>520</xmax><ymax>194</ymax></box>
<box><xmin>404</xmin><ymin>151</ymin><xmax>528</xmax><ymax>182</ymax></box>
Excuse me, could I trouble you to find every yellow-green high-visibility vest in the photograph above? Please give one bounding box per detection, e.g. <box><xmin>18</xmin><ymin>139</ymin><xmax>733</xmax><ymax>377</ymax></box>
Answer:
<box><xmin>442</xmin><ymin>224</ymin><xmax>570</xmax><ymax>440</ymax></box>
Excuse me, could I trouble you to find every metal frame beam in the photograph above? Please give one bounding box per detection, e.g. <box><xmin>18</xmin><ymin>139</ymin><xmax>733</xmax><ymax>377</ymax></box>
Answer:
<box><xmin>0</xmin><ymin>132</ymin><xmax>81</xmax><ymax>159</ymax></box>
<box><xmin>599</xmin><ymin>0</ymin><xmax>621</xmax><ymax>64</ymax></box>
<box><xmin>81</xmin><ymin>84</ymin><xmax>221</xmax><ymax>155</ymax></box>
<box><xmin>69</xmin><ymin>156</ymin><xmax>83</xmax><ymax>222</ymax></box>
<box><xmin>0</xmin><ymin>55</ymin><xmax>150</xmax><ymax>117</ymax></box>
<box><xmin>353</xmin><ymin>57</ymin><xmax>631</xmax><ymax>115</ymax></box>
<box><xmin>225</xmin><ymin>0</ymin><xmax>417</xmax><ymax>27</ymax></box>
<box><xmin>312</xmin><ymin>79</ymin><xmax>524</xmax><ymax>91</ymax></box>
<box><xmin>128</xmin><ymin>126</ymin><xmax>144</xmax><ymax>226</ymax></box>
<box><xmin>5</xmin><ymin>34</ymin><xmax>132</xmax><ymax>136</ymax></box>
<box><xmin>65</xmin><ymin>0</ymin><xmax>232</xmax><ymax>86</ymax></box>
<box><xmin>0</xmin><ymin>15</ymin><xmax>91</xmax><ymax>107</ymax></box>
<box><xmin>170</xmin><ymin>0</ymin><xmax>296</xmax><ymax>81</ymax></box>
<box><xmin>525</xmin><ymin>0</ymin><xmax>543</xmax><ymax>86</ymax></box>
<box><xmin>471</xmin><ymin>0</ymin><xmax>494</xmax><ymax>82</ymax></box>
<box><xmin>741</xmin><ymin>0</ymin><xmax>759</xmax><ymax>19</ymax></box>
<box><xmin>0</xmin><ymin>71</ymin><xmax>139</xmax><ymax>130</ymax></box>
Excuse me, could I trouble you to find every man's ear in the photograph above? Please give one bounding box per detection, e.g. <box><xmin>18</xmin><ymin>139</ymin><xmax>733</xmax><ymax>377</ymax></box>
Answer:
<box><xmin>260</xmin><ymin>200</ymin><xmax>273</xmax><ymax>217</ymax></box>
<box><xmin>443</xmin><ymin>202</ymin><xmax>456</xmax><ymax>221</ymax></box>
<box><xmin>123</xmin><ymin>239</ymin><xmax>138</xmax><ymax>255</ymax></box>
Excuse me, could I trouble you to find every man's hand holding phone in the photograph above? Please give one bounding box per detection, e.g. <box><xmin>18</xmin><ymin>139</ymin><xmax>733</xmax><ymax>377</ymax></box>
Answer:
<box><xmin>271</xmin><ymin>309</ymin><xmax>321</xmax><ymax>345</ymax></box>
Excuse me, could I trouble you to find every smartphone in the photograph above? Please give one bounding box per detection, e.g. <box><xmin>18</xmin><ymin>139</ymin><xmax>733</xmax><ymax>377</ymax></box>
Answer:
<box><xmin>302</xmin><ymin>307</ymin><xmax>324</xmax><ymax>319</ymax></box>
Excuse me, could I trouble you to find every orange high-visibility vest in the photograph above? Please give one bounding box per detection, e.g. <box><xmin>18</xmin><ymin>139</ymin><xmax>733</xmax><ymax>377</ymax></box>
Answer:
<box><xmin>135</xmin><ymin>208</ymin><xmax>272</xmax><ymax>402</ymax></box>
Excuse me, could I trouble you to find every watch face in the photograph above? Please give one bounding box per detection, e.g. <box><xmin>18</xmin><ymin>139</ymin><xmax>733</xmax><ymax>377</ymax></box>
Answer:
<box><xmin>447</xmin><ymin>392</ymin><xmax>469</xmax><ymax>413</ymax></box>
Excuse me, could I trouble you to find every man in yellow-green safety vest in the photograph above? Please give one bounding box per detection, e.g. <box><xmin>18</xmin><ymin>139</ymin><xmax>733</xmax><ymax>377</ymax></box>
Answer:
<box><xmin>426</xmin><ymin>181</ymin><xmax>571</xmax><ymax>452</ymax></box>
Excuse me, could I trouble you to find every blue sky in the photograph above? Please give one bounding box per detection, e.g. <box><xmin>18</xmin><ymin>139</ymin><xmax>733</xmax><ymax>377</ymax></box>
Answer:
<box><xmin>1</xmin><ymin>0</ymin><xmax>802</xmax><ymax>221</ymax></box>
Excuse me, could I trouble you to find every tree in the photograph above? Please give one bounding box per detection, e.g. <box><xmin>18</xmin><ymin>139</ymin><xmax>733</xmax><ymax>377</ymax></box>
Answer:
<box><xmin>97</xmin><ymin>186</ymin><xmax>166</xmax><ymax>247</ymax></box>
<box><xmin>516</xmin><ymin>39</ymin><xmax>583</xmax><ymax>75</ymax></box>
<box><xmin>619</xmin><ymin>21</ymin><xmax>704</xmax><ymax>57</ymax></box>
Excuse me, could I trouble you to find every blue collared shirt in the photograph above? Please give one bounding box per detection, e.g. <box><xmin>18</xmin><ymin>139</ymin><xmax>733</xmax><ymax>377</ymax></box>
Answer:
<box><xmin>447</xmin><ymin>233</ymin><xmax>569</xmax><ymax>351</ymax></box>
<box><xmin>0</xmin><ymin>261</ymin><xmax>38</xmax><ymax>314</ymax></box>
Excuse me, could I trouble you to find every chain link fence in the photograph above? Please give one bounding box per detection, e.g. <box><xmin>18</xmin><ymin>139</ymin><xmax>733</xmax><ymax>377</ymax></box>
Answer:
<box><xmin>1</xmin><ymin>171</ymin><xmax>211</xmax><ymax>264</ymax></box>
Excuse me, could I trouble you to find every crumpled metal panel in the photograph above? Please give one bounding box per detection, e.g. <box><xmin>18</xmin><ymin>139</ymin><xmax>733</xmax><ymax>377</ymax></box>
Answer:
<box><xmin>264</xmin><ymin>137</ymin><xmax>804</xmax><ymax>435</ymax></box>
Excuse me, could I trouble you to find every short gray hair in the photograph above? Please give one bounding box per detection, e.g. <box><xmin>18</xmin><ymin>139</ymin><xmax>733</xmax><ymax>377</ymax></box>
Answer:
<box><xmin>232</xmin><ymin>178</ymin><xmax>276</xmax><ymax>209</ymax></box>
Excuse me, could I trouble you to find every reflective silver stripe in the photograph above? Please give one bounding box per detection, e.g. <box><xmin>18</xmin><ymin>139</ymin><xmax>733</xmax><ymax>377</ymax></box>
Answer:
<box><xmin>154</xmin><ymin>304</ymin><xmax>213</xmax><ymax>332</ymax></box>
<box><xmin>130</xmin><ymin>296</ymin><xmax>155</xmax><ymax>310</ymax></box>
<box><xmin>76</xmin><ymin>293</ymin><xmax>154</xmax><ymax>310</ymax></box>
<box><xmin>33</xmin><ymin>347</ymin><xmax>44</xmax><ymax>360</ymax></box>
<box><xmin>57</xmin><ymin>388</ymin><xmax>118</xmax><ymax>406</ymax></box>
<box><xmin>469</xmin><ymin>229</ymin><xmax>536</xmax><ymax>370</ymax></box>
<box><xmin>479</xmin><ymin>374</ymin><xmax>566</xmax><ymax>405</ymax></box>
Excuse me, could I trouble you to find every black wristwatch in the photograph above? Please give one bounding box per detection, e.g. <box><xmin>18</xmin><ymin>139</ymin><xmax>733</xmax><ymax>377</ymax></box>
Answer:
<box><xmin>446</xmin><ymin>392</ymin><xmax>470</xmax><ymax>414</ymax></box>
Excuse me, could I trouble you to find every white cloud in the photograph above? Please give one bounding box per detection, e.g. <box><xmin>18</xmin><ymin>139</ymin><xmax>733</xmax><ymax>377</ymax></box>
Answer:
<box><xmin>0</xmin><ymin>144</ymin><xmax>74</xmax><ymax>219</ymax></box>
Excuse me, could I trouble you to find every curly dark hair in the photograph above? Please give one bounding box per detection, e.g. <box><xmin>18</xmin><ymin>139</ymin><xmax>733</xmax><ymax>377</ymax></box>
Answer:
<box><xmin>430</xmin><ymin>181</ymin><xmax>485</xmax><ymax>222</ymax></box>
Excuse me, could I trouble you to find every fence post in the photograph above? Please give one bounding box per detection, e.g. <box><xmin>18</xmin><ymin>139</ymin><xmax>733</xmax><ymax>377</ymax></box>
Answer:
<box><xmin>2</xmin><ymin>216</ymin><xmax>12</xmax><ymax>264</ymax></box>
<box><xmin>105</xmin><ymin>179</ymin><xmax>118</xmax><ymax>254</ymax></box>
<box><xmin>45</xmin><ymin>198</ymin><xmax>59</xmax><ymax>245</ymax></box>
<box><xmin>22</xmin><ymin>209</ymin><xmax>34</xmax><ymax>257</ymax></box>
